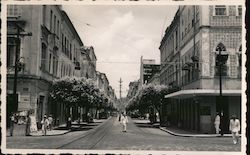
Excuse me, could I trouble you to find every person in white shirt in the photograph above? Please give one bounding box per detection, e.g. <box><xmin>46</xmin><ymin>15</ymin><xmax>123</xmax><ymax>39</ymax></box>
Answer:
<box><xmin>41</xmin><ymin>115</ymin><xmax>49</xmax><ymax>136</ymax></box>
<box><xmin>120</xmin><ymin>112</ymin><xmax>128</xmax><ymax>132</ymax></box>
<box><xmin>214</xmin><ymin>112</ymin><xmax>221</xmax><ymax>134</ymax></box>
<box><xmin>229</xmin><ymin>114</ymin><xmax>240</xmax><ymax>144</ymax></box>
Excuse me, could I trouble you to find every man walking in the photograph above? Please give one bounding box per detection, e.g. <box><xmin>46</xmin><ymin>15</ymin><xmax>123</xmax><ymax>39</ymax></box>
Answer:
<box><xmin>41</xmin><ymin>114</ymin><xmax>49</xmax><ymax>136</ymax></box>
<box><xmin>229</xmin><ymin>114</ymin><xmax>240</xmax><ymax>144</ymax></box>
<box><xmin>120</xmin><ymin>112</ymin><xmax>128</xmax><ymax>132</ymax></box>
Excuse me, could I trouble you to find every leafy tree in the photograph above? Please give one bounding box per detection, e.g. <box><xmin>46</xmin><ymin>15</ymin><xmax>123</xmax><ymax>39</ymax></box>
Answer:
<box><xmin>49</xmin><ymin>77</ymin><xmax>110</xmax><ymax>121</ymax></box>
<box><xmin>126</xmin><ymin>84</ymin><xmax>168</xmax><ymax>123</ymax></box>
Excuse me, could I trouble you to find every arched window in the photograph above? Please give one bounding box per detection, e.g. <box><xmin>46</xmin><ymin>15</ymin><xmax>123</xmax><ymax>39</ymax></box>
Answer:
<box><xmin>215</xmin><ymin>43</ymin><xmax>228</xmax><ymax>76</ymax></box>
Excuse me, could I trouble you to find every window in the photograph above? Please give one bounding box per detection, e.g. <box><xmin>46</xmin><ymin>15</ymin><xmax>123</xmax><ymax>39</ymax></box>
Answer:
<box><xmin>41</xmin><ymin>43</ymin><xmax>47</xmax><ymax>70</ymax></box>
<box><xmin>215</xmin><ymin>5</ymin><xmax>227</xmax><ymax>16</ymax></box>
<box><xmin>50</xmin><ymin>10</ymin><xmax>53</xmax><ymax>31</ymax></box>
<box><xmin>42</xmin><ymin>5</ymin><xmax>46</xmax><ymax>25</ymax></box>
<box><xmin>57</xmin><ymin>20</ymin><xmax>60</xmax><ymax>37</ymax></box>
<box><xmin>64</xmin><ymin>37</ymin><xmax>67</xmax><ymax>53</ymax></box>
<box><xmin>215</xmin><ymin>43</ymin><xmax>228</xmax><ymax>76</ymax></box>
<box><xmin>7</xmin><ymin>37</ymin><xmax>17</xmax><ymax>67</ymax></box>
<box><xmin>175</xmin><ymin>30</ymin><xmax>178</xmax><ymax>49</ymax></box>
<box><xmin>237</xmin><ymin>5</ymin><xmax>242</xmax><ymax>16</ymax></box>
<box><xmin>54</xmin><ymin>15</ymin><xmax>56</xmax><ymax>34</ymax></box>
<box><xmin>53</xmin><ymin>56</ymin><xmax>57</xmax><ymax>75</ymax></box>
<box><xmin>238</xmin><ymin>45</ymin><xmax>242</xmax><ymax>78</ymax></box>
<box><xmin>61</xmin><ymin>33</ymin><xmax>64</xmax><ymax>51</ymax></box>
<box><xmin>49</xmin><ymin>53</ymin><xmax>52</xmax><ymax>73</ymax></box>
<box><xmin>7</xmin><ymin>5</ymin><xmax>21</xmax><ymax>17</ymax></box>
<box><xmin>70</xmin><ymin>43</ymin><xmax>72</xmax><ymax>60</ymax></box>
<box><xmin>7</xmin><ymin>44</ymin><xmax>15</xmax><ymax>67</ymax></box>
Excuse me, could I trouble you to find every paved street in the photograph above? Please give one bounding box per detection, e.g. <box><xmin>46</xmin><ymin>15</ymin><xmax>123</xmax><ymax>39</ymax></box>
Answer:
<box><xmin>6</xmin><ymin>117</ymin><xmax>241</xmax><ymax>151</ymax></box>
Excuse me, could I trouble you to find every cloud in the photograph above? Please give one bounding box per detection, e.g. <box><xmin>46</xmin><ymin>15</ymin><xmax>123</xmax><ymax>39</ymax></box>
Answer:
<box><xmin>63</xmin><ymin>5</ymin><xmax>178</xmax><ymax>98</ymax></box>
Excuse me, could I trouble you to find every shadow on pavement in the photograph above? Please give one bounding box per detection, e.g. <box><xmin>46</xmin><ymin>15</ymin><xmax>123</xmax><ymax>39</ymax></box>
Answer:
<box><xmin>135</xmin><ymin>122</ymin><xmax>155</xmax><ymax>128</ymax></box>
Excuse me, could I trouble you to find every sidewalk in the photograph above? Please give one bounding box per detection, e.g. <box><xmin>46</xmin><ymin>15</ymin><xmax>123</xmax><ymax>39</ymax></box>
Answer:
<box><xmin>132</xmin><ymin>118</ymin><xmax>237</xmax><ymax>138</ymax></box>
<box><xmin>7</xmin><ymin>119</ymin><xmax>107</xmax><ymax>137</ymax></box>
<box><xmin>159</xmin><ymin>126</ymin><xmax>234</xmax><ymax>138</ymax></box>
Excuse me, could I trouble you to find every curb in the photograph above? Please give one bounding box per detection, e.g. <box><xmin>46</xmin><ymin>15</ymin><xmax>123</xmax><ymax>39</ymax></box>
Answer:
<box><xmin>159</xmin><ymin>127</ymin><xmax>235</xmax><ymax>138</ymax></box>
<box><xmin>30</xmin><ymin>130</ymin><xmax>71</xmax><ymax>137</ymax></box>
<box><xmin>30</xmin><ymin>119</ymin><xmax>109</xmax><ymax>137</ymax></box>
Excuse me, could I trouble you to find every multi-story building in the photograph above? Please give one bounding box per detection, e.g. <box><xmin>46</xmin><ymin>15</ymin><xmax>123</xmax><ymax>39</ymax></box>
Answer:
<box><xmin>139</xmin><ymin>56</ymin><xmax>160</xmax><ymax>88</ymax></box>
<box><xmin>80</xmin><ymin>46</ymin><xmax>97</xmax><ymax>79</ymax></box>
<box><xmin>159</xmin><ymin>5</ymin><xmax>242</xmax><ymax>133</ymax></box>
<box><xmin>7</xmin><ymin>5</ymin><xmax>84</xmax><ymax>124</ymax></box>
<box><xmin>127</xmin><ymin>80</ymin><xmax>140</xmax><ymax>99</ymax></box>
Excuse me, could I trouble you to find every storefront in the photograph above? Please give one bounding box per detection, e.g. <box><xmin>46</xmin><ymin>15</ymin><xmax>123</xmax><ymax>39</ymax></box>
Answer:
<box><xmin>163</xmin><ymin>89</ymin><xmax>241</xmax><ymax>133</ymax></box>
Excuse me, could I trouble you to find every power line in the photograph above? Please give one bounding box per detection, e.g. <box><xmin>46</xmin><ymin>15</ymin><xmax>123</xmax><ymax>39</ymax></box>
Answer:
<box><xmin>23</xmin><ymin>58</ymin><xmax>218</xmax><ymax>65</ymax></box>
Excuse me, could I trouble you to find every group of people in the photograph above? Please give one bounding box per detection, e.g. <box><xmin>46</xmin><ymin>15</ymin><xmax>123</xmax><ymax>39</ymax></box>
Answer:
<box><xmin>214</xmin><ymin>112</ymin><xmax>241</xmax><ymax>144</ymax></box>
<box><xmin>9</xmin><ymin>112</ymin><xmax>54</xmax><ymax>136</ymax></box>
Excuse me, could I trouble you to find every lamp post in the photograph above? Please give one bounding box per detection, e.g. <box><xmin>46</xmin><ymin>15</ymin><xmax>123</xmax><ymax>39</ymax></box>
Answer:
<box><xmin>215</xmin><ymin>43</ymin><xmax>228</xmax><ymax>136</ymax></box>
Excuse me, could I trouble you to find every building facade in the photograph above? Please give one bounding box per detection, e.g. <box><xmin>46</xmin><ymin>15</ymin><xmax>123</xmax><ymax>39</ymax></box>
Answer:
<box><xmin>139</xmin><ymin>56</ymin><xmax>160</xmax><ymax>88</ymax></box>
<box><xmin>7</xmin><ymin>5</ymin><xmax>84</xmax><ymax>124</ymax></box>
<box><xmin>80</xmin><ymin>46</ymin><xmax>97</xmax><ymax>79</ymax></box>
<box><xmin>159</xmin><ymin>5</ymin><xmax>242</xmax><ymax>133</ymax></box>
<box><xmin>127</xmin><ymin>80</ymin><xmax>140</xmax><ymax>99</ymax></box>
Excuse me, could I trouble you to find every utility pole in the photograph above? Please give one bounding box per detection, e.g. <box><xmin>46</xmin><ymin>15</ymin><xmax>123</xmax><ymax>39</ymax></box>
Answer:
<box><xmin>119</xmin><ymin>78</ymin><xmax>123</xmax><ymax>99</ymax></box>
<box><xmin>12</xmin><ymin>25</ymin><xmax>20</xmax><ymax>112</ymax></box>
<box><xmin>8</xmin><ymin>17</ymin><xmax>32</xmax><ymax>113</ymax></box>
<box><xmin>216</xmin><ymin>43</ymin><xmax>228</xmax><ymax>136</ymax></box>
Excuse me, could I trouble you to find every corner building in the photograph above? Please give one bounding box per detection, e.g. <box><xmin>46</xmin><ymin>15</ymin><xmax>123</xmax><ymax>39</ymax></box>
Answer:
<box><xmin>159</xmin><ymin>5</ymin><xmax>242</xmax><ymax>133</ymax></box>
<box><xmin>7</xmin><ymin>5</ymin><xmax>84</xmax><ymax>124</ymax></box>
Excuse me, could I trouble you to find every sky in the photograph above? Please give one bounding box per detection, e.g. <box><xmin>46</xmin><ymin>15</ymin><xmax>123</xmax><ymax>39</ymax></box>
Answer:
<box><xmin>63</xmin><ymin>5</ymin><xmax>179</xmax><ymax>98</ymax></box>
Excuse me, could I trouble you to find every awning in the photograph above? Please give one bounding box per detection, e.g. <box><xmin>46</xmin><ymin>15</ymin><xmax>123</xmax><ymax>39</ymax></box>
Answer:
<box><xmin>164</xmin><ymin>89</ymin><xmax>241</xmax><ymax>99</ymax></box>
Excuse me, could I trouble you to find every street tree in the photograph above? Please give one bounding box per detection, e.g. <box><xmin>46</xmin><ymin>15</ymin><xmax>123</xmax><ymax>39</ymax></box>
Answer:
<box><xmin>126</xmin><ymin>84</ymin><xmax>168</xmax><ymax>123</ymax></box>
<box><xmin>49</xmin><ymin>77</ymin><xmax>110</xmax><ymax>122</ymax></box>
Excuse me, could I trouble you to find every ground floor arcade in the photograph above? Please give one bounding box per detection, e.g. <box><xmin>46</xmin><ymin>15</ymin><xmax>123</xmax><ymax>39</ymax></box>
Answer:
<box><xmin>162</xmin><ymin>89</ymin><xmax>241</xmax><ymax>134</ymax></box>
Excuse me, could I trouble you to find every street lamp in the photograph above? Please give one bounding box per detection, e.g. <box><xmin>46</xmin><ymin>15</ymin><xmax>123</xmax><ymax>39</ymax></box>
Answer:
<box><xmin>215</xmin><ymin>43</ymin><xmax>228</xmax><ymax>135</ymax></box>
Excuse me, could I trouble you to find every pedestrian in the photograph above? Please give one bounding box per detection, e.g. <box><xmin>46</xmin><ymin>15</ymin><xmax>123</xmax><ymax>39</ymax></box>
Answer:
<box><xmin>118</xmin><ymin>113</ymin><xmax>121</xmax><ymax>122</ymax></box>
<box><xmin>41</xmin><ymin>114</ymin><xmax>49</xmax><ymax>136</ymax></box>
<box><xmin>25</xmin><ymin>112</ymin><xmax>31</xmax><ymax>136</ymax></box>
<box><xmin>146</xmin><ymin>113</ymin><xmax>149</xmax><ymax>120</ymax></box>
<box><xmin>30</xmin><ymin>112</ymin><xmax>38</xmax><ymax>133</ymax></box>
<box><xmin>229</xmin><ymin>114</ymin><xmax>241</xmax><ymax>144</ymax></box>
<box><xmin>214</xmin><ymin>112</ymin><xmax>221</xmax><ymax>134</ymax></box>
<box><xmin>48</xmin><ymin>114</ymin><xmax>53</xmax><ymax>131</ymax></box>
<box><xmin>220</xmin><ymin>111</ymin><xmax>225</xmax><ymax>136</ymax></box>
<box><xmin>120</xmin><ymin>112</ymin><xmax>128</xmax><ymax>132</ymax></box>
<box><xmin>67</xmin><ymin>116</ymin><xmax>72</xmax><ymax>130</ymax></box>
<box><xmin>9</xmin><ymin>113</ymin><xmax>16</xmax><ymax>136</ymax></box>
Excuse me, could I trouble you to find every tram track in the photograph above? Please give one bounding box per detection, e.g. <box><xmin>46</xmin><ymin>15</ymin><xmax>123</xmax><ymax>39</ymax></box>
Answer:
<box><xmin>57</xmin><ymin>117</ymin><xmax>114</xmax><ymax>149</ymax></box>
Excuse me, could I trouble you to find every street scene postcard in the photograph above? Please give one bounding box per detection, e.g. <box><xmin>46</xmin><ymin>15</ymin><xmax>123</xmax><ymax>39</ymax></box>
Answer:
<box><xmin>0</xmin><ymin>0</ymin><xmax>247</xmax><ymax>154</ymax></box>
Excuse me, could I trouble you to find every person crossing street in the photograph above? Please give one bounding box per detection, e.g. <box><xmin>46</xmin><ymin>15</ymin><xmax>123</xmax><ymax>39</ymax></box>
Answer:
<box><xmin>229</xmin><ymin>114</ymin><xmax>240</xmax><ymax>144</ymax></box>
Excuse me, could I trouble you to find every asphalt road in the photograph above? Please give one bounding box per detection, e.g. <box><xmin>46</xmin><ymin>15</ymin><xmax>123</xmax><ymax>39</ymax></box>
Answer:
<box><xmin>6</xmin><ymin>117</ymin><xmax>241</xmax><ymax>151</ymax></box>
